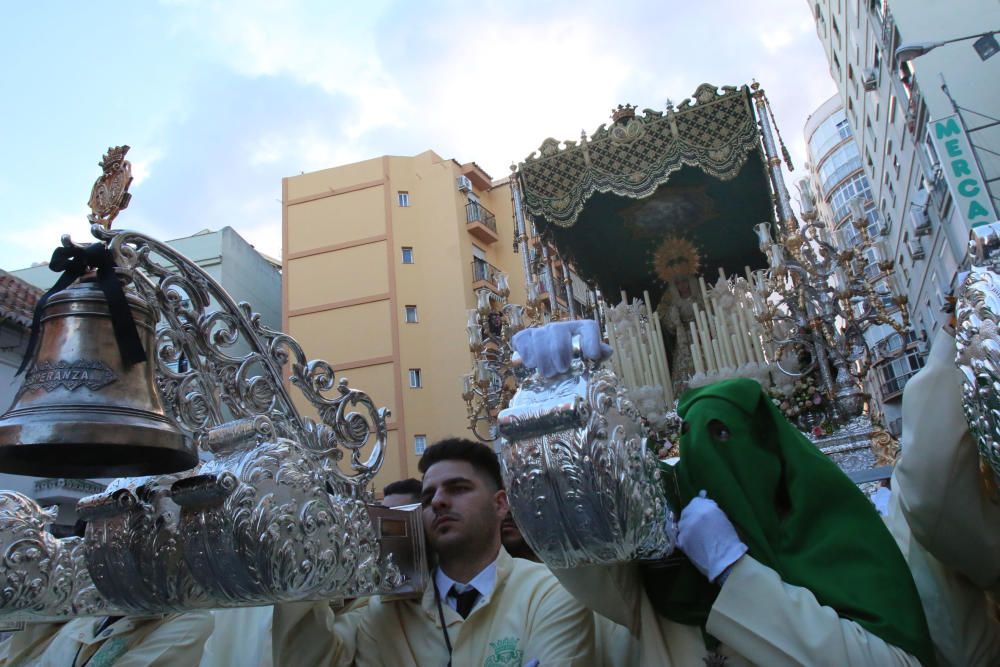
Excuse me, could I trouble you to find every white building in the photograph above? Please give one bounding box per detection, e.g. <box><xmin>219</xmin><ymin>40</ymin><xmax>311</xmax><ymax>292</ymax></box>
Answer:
<box><xmin>804</xmin><ymin>94</ymin><xmax>924</xmax><ymax>434</ymax></box>
<box><xmin>2</xmin><ymin>226</ymin><xmax>281</xmax><ymax>534</ymax></box>
<box><xmin>807</xmin><ymin>0</ymin><xmax>1000</xmax><ymax>351</ymax></box>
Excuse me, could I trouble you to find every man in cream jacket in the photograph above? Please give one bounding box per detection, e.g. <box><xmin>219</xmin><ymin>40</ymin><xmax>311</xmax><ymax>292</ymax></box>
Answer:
<box><xmin>272</xmin><ymin>438</ymin><xmax>595</xmax><ymax>666</ymax></box>
<box><xmin>0</xmin><ymin>612</ymin><xmax>213</xmax><ymax>667</ymax></box>
<box><xmin>888</xmin><ymin>325</ymin><xmax>1000</xmax><ymax>666</ymax></box>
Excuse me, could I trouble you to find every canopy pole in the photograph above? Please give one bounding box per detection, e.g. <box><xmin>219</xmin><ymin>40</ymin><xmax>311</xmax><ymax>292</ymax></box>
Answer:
<box><xmin>509</xmin><ymin>169</ymin><xmax>533</xmax><ymax>293</ymax></box>
<box><xmin>751</xmin><ymin>82</ymin><xmax>797</xmax><ymax>234</ymax></box>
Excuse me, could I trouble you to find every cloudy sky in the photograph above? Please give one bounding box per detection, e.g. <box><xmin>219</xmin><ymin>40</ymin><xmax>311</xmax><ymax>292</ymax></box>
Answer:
<box><xmin>0</xmin><ymin>0</ymin><xmax>835</xmax><ymax>273</ymax></box>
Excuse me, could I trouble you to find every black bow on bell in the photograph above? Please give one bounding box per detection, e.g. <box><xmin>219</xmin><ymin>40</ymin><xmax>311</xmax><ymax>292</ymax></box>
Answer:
<box><xmin>17</xmin><ymin>242</ymin><xmax>147</xmax><ymax>375</ymax></box>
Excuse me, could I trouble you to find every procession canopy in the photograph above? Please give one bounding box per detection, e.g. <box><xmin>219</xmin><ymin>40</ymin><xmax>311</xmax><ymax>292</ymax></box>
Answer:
<box><xmin>517</xmin><ymin>83</ymin><xmax>774</xmax><ymax>307</ymax></box>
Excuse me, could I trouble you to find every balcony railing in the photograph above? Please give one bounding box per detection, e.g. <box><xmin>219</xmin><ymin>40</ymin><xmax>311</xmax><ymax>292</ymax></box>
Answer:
<box><xmin>466</xmin><ymin>201</ymin><xmax>497</xmax><ymax>234</ymax></box>
<box><xmin>880</xmin><ymin>367</ymin><xmax>921</xmax><ymax>400</ymax></box>
<box><xmin>877</xmin><ymin>348</ymin><xmax>925</xmax><ymax>400</ymax></box>
<box><xmin>472</xmin><ymin>259</ymin><xmax>503</xmax><ymax>289</ymax></box>
<box><xmin>874</xmin><ymin>330</ymin><xmax>918</xmax><ymax>360</ymax></box>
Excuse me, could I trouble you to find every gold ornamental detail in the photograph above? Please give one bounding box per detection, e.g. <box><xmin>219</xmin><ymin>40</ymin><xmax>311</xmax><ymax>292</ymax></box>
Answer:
<box><xmin>88</xmin><ymin>145</ymin><xmax>133</xmax><ymax>229</ymax></box>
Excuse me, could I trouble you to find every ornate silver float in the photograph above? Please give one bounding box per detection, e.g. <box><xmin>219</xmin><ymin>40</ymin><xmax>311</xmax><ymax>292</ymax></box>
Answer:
<box><xmin>0</xmin><ymin>147</ymin><xmax>426</xmax><ymax>622</ymax></box>
<box><xmin>956</xmin><ymin>220</ymin><xmax>1000</xmax><ymax>490</ymax></box>
<box><xmin>497</xmin><ymin>353</ymin><xmax>675</xmax><ymax>569</ymax></box>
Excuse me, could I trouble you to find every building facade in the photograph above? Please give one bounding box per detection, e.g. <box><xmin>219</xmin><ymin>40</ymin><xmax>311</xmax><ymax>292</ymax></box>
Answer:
<box><xmin>804</xmin><ymin>94</ymin><xmax>923</xmax><ymax>433</ymax></box>
<box><xmin>808</xmin><ymin>0</ymin><xmax>1000</xmax><ymax>358</ymax></box>
<box><xmin>282</xmin><ymin>151</ymin><xmax>550</xmax><ymax>488</ymax></box>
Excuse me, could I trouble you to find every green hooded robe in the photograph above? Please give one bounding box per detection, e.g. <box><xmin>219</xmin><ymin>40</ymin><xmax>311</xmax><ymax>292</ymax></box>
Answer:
<box><xmin>644</xmin><ymin>378</ymin><xmax>935</xmax><ymax>666</ymax></box>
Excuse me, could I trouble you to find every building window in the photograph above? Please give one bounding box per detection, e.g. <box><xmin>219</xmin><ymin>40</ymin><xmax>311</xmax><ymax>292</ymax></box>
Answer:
<box><xmin>818</xmin><ymin>142</ymin><xmax>863</xmax><ymax>193</ymax></box>
<box><xmin>409</xmin><ymin>368</ymin><xmax>422</xmax><ymax>388</ymax></box>
<box><xmin>401</xmin><ymin>247</ymin><xmax>414</xmax><ymax>264</ymax></box>
<box><xmin>807</xmin><ymin>112</ymin><xmax>852</xmax><ymax>159</ymax></box>
<box><xmin>898</xmin><ymin>61</ymin><xmax>915</xmax><ymax>99</ymax></box>
<box><xmin>878</xmin><ymin>349</ymin><xmax>925</xmax><ymax>399</ymax></box>
<box><xmin>405</xmin><ymin>305</ymin><xmax>418</xmax><ymax>323</ymax></box>
<box><xmin>414</xmin><ymin>434</ymin><xmax>427</xmax><ymax>455</ymax></box>
<box><xmin>829</xmin><ymin>172</ymin><xmax>873</xmax><ymax>223</ymax></box>
<box><xmin>398</xmin><ymin>191</ymin><xmax>410</xmax><ymax>207</ymax></box>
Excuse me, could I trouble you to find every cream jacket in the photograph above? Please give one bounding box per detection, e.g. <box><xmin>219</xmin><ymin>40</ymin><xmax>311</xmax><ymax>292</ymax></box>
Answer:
<box><xmin>0</xmin><ymin>613</ymin><xmax>213</xmax><ymax>667</ymax></box>
<box><xmin>272</xmin><ymin>548</ymin><xmax>594</xmax><ymax>666</ymax></box>
<box><xmin>890</xmin><ymin>328</ymin><xmax>1000</xmax><ymax>666</ymax></box>
<box><xmin>886</xmin><ymin>489</ymin><xmax>1000</xmax><ymax>666</ymax></box>
<box><xmin>554</xmin><ymin>555</ymin><xmax>921</xmax><ymax>666</ymax></box>
<box><xmin>895</xmin><ymin>328</ymin><xmax>1000</xmax><ymax>591</ymax></box>
<box><xmin>200</xmin><ymin>607</ymin><xmax>273</xmax><ymax>667</ymax></box>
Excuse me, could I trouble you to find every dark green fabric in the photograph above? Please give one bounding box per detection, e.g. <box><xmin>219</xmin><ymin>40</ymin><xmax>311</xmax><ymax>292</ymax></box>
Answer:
<box><xmin>649</xmin><ymin>378</ymin><xmax>935</xmax><ymax>666</ymax></box>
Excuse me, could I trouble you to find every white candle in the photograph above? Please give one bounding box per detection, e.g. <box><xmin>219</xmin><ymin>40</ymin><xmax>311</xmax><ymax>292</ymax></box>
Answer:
<box><xmin>733</xmin><ymin>311</ymin><xmax>753</xmax><ymax>366</ymax></box>
<box><xmin>652</xmin><ymin>310</ymin><xmax>673</xmax><ymax>404</ymax></box>
<box><xmin>699</xmin><ymin>276</ymin><xmax>714</xmax><ymax>322</ymax></box>
<box><xmin>715</xmin><ymin>308</ymin><xmax>735</xmax><ymax>369</ymax></box>
<box><xmin>690</xmin><ymin>320</ymin><xmax>702</xmax><ymax>368</ymax></box>
<box><xmin>696</xmin><ymin>309</ymin><xmax>717</xmax><ymax>371</ymax></box>
<box><xmin>712</xmin><ymin>338</ymin><xmax>725</xmax><ymax>373</ymax></box>
<box><xmin>691</xmin><ymin>343</ymin><xmax>705</xmax><ymax>375</ymax></box>
<box><xmin>607</xmin><ymin>319</ymin><xmax>623</xmax><ymax>378</ymax></box>
<box><xmin>732</xmin><ymin>333</ymin><xmax>746</xmax><ymax>366</ymax></box>
<box><xmin>628</xmin><ymin>318</ymin><xmax>647</xmax><ymax>387</ymax></box>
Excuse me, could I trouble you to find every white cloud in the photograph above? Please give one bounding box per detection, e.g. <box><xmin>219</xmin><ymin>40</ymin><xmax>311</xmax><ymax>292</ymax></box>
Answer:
<box><xmin>129</xmin><ymin>147</ymin><xmax>163</xmax><ymax>187</ymax></box>
<box><xmin>165</xmin><ymin>0</ymin><xmax>409</xmax><ymax>139</ymax></box>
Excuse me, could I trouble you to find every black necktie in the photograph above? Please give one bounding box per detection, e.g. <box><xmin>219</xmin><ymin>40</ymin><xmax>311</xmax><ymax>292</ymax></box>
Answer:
<box><xmin>450</xmin><ymin>586</ymin><xmax>479</xmax><ymax>619</ymax></box>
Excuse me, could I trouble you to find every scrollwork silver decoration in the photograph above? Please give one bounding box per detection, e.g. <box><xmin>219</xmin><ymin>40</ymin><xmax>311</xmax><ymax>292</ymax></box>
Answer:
<box><xmin>0</xmin><ymin>492</ymin><xmax>111</xmax><ymax>620</ymax></box>
<box><xmin>498</xmin><ymin>361</ymin><xmax>674</xmax><ymax>569</ymax></box>
<box><xmin>92</xmin><ymin>224</ymin><xmax>386</xmax><ymax>495</ymax></box>
<box><xmin>956</xmin><ymin>222</ymin><xmax>1000</xmax><ymax>488</ymax></box>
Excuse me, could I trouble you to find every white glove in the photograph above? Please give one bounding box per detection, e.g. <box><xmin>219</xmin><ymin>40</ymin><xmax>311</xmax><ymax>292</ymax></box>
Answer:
<box><xmin>677</xmin><ymin>492</ymin><xmax>748</xmax><ymax>583</ymax></box>
<box><xmin>511</xmin><ymin>320</ymin><xmax>613</xmax><ymax>378</ymax></box>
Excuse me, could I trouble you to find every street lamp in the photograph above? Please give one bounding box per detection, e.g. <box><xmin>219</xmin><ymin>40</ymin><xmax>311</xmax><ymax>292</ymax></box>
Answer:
<box><xmin>895</xmin><ymin>30</ymin><xmax>1000</xmax><ymax>63</ymax></box>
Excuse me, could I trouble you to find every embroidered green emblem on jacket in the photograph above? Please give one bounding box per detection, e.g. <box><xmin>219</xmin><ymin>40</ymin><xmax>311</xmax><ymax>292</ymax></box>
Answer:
<box><xmin>484</xmin><ymin>636</ymin><xmax>523</xmax><ymax>667</ymax></box>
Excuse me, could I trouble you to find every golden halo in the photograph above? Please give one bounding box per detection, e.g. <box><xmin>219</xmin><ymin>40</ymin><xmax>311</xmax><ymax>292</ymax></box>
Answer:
<box><xmin>653</xmin><ymin>236</ymin><xmax>702</xmax><ymax>283</ymax></box>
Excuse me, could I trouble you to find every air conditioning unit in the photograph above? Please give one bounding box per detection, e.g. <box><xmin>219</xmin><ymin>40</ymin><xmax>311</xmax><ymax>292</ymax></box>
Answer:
<box><xmin>457</xmin><ymin>175</ymin><xmax>473</xmax><ymax>192</ymax></box>
<box><xmin>907</xmin><ymin>239</ymin><xmax>926</xmax><ymax>260</ymax></box>
<box><xmin>861</xmin><ymin>67</ymin><xmax>879</xmax><ymax>91</ymax></box>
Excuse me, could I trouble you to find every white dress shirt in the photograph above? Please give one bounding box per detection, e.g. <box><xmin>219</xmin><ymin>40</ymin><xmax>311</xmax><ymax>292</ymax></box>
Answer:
<box><xmin>434</xmin><ymin>559</ymin><xmax>498</xmax><ymax>615</ymax></box>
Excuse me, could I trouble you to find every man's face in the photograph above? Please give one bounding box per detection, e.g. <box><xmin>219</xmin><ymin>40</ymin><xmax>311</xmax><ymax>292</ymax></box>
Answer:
<box><xmin>383</xmin><ymin>493</ymin><xmax>419</xmax><ymax>508</ymax></box>
<box><xmin>500</xmin><ymin>510</ymin><xmax>526</xmax><ymax>549</ymax></box>
<box><xmin>420</xmin><ymin>460</ymin><xmax>507</xmax><ymax>556</ymax></box>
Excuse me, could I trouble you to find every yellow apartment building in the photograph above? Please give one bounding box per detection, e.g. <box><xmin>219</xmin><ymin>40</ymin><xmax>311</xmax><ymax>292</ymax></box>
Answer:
<box><xmin>282</xmin><ymin>150</ymin><xmax>529</xmax><ymax>490</ymax></box>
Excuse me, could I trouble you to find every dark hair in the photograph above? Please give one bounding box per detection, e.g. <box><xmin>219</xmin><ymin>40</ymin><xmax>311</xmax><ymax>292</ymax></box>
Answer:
<box><xmin>383</xmin><ymin>477</ymin><xmax>422</xmax><ymax>497</ymax></box>
<box><xmin>418</xmin><ymin>437</ymin><xmax>503</xmax><ymax>490</ymax></box>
